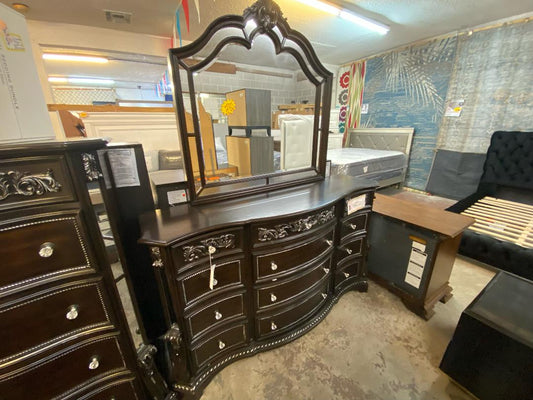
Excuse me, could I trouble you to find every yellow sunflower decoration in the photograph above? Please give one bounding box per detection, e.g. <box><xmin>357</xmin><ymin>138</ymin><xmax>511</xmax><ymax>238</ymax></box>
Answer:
<box><xmin>221</xmin><ymin>99</ymin><xmax>236</xmax><ymax>116</ymax></box>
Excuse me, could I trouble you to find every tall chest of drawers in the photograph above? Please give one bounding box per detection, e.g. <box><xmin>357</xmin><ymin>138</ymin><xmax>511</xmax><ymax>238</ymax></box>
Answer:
<box><xmin>139</xmin><ymin>175</ymin><xmax>376</xmax><ymax>399</ymax></box>
<box><xmin>0</xmin><ymin>140</ymin><xmax>145</xmax><ymax>399</ymax></box>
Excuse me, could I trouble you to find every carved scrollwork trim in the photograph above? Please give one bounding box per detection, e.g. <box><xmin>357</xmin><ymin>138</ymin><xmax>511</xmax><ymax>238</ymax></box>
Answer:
<box><xmin>81</xmin><ymin>153</ymin><xmax>101</xmax><ymax>182</ymax></box>
<box><xmin>151</xmin><ymin>247</ymin><xmax>164</xmax><ymax>268</ymax></box>
<box><xmin>258</xmin><ymin>207</ymin><xmax>335</xmax><ymax>241</ymax></box>
<box><xmin>182</xmin><ymin>233</ymin><xmax>236</xmax><ymax>262</ymax></box>
<box><xmin>164</xmin><ymin>323</ymin><xmax>183</xmax><ymax>357</ymax></box>
<box><xmin>0</xmin><ymin>169</ymin><xmax>62</xmax><ymax>201</ymax></box>
<box><xmin>243</xmin><ymin>0</ymin><xmax>285</xmax><ymax>31</ymax></box>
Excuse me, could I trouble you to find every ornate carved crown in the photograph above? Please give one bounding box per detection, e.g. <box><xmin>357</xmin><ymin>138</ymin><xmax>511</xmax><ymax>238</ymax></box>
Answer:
<box><xmin>243</xmin><ymin>0</ymin><xmax>286</xmax><ymax>31</ymax></box>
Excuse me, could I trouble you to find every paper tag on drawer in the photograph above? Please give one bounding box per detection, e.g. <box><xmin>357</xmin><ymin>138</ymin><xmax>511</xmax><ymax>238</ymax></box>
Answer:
<box><xmin>347</xmin><ymin>194</ymin><xmax>366</xmax><ymax>215</ymax></box>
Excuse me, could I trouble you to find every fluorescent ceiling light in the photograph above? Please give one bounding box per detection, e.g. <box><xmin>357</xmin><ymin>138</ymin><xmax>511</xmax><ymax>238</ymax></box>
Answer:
<box><xmin>48</xmin><ymin>76</ymin><xmax>115</xmax><ymax>85</ymax></box>
<box><xmin>48</xmin><ymin>77</ymin><xmax>68</xmax><ymax>83</ymax></box>
<box><xmin>43</xmin><ymin>53</ymin><xmax>109</xmax><ymax>63</ymax></box>
<box><xmin>293</xmin><ymin>0</ymin><xmax>389</xmax><ymax>35</ymax></box>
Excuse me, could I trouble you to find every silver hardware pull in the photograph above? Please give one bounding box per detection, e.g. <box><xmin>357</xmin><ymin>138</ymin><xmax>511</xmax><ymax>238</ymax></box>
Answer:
<box><xmin>270</xmin><ymin>293</ymin><xmax>277</xmax><ymax>302</ymax></box>
<box><xmin>271</xmin><ymin>321</ymin><xmax>277</xmax><ymax>331</ymax></box>
<box><xmin>215</xmin><ymin>311</ymin><xmax>222</xmax><ymax>320</ymax></box>
<box><xmin>323</xmin><ymin>267</ymin><xmax>330</xmax><ymax>274</ymax></box>
<box><xmin>212</xmin><ymin>278</ymin><xmax>218</xmax><ymax>286</ymax></box>
<box><xmin>271</xmin><ymin>278</ymin><xmax>277</xmax><ymax>282</ymax></box>
<box><xmin>39</xmin><ymin>242</ymin><xmax>55</xmax><ymax>258</ymax></box>
<box><xmin>326</xmin><ymin>240</ymin><xmax>333</xmax><ymax>246</ymax></box>
<box><xmin>350</xmin><ymin>223</ymin><xmax>357</xmax><ymax>230</ymax></box>
<box><xmin>322</xmin><ymin>293</ymin><xmax>327</xmax><ymax>299</ymax></box>
<box><xmin>66</xmin><ymin>305</ymin><xmax>79</xmax><ymax>320</ymax></box>
<box><xmin>270</xmin><ymin>261</ymin><xmax>278</xmax><ymax>271</ymax></box>
<box><xmin>218</xmin><ymin>340</ymin><xmax>225</xmax><ymax>350</ymax></box>
<box><xmin>305</xmin><ymin>222</ymin><xmax>312</xmax><ymax>229</ymax></box>
<box><xmin>345</xmin><ymin>248</ymin><xmax>353</xmax><ymax>255</ymax></box>
<box><xmin>344</xmin><ymin>272</ymin><xmax>350</xmax><ymax>278</ymax></box>
<box><xmin>88</xmin><ymin>356</ymin><xmax>100</xmax><ymax>370</ymax></box>
<box><xmin>208</xmin><ymin>246</ymin><xmax>216</xmax><ymax>254</ymax></box>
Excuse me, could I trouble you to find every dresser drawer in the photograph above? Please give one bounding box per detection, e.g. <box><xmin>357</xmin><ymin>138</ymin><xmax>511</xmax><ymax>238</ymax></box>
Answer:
<box><xmin>340</xmin><ymin>212</ymin><xmax>369</xmax><ymax>237</ymax></box>
<box><xmin>0</xmin><ymin>280</ymin><xmax>111</xmax><ymax>363</ymax></box>
<box><xmin>335</xmin><ymin>257</ymin><xmax>362</xmax><ymax>288</ymax></box>
<box><xmin>0</xmin><ymin>213</ymin><xmax>93</xmax><ymax>295</ymax></box>
<box><xmin>0</xmin><ymin>155</ymin><xmax>75</xmax><ymax>211</ymax></box>
<box><xmin>84</xmin><ymin>379</ymin><xmax>138</xmax><ymax>400</ymax></box>
<box><xmin>191</xmin><ymin>323</ymin><xmax>247</xmax><ymax>369</ymax></box>
<box><xmin>255</xmin><ymin>257</ymin><xmax>331</xmax><ymax>310</ymax></box>
<box><xmin>337</xmin><ymin>235</ymin><xmax>364</xmax><ymax>262</ymax></box>
<box><xmin>256</xmin><ymin>281</ymin><xmax>329</xmax><ymax>339</ymax></box>
<box><xmin>0</xmin><ymin>335</ymin><xmax>127</xmax><ymax>400</ymax></box>
<box><xmin>254</xmin><ymin>229</ymin><xmax>334</xmax><ymax>281</ymax></box>
<box><xmin>172</xmin><ymin>228</ymin><xmax>244</xmax><ymax>268</ymax></box>
<box><xmin>186</xmin><ymin>293</ymin><xmax>245</xmax><ymax>340</ymax></box>
<box><xmin>180</xmin><ymin>258</ymin><xmax>244</xmax><ymax>306</ymax></box>
<box><xmin>252</xmin><ymin>206</ymin><xmax>336</xmax><ymax>245</ymax></box>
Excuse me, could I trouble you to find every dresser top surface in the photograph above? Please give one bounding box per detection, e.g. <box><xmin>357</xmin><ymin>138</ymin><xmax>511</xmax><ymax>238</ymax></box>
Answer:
<box><xmin>139</xmin><ymin>175</ymin><xmax>377</xmax><ymax>246</ymax></box>
<box><xmin>0</xmin><ymin>138</ymin><xmax>107</xmax><ymax>156</ymax></box>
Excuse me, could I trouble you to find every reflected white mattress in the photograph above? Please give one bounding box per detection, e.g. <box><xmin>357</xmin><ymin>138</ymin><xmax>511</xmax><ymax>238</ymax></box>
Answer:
<box><xmin>328</xmin><ymin>148</ymin><xmax>407</xmax><ymax>177</ymax></box>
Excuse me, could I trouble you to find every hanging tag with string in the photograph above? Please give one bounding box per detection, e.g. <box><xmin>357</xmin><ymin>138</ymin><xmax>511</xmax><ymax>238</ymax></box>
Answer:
<box><xmin>208</xmin><ymin>245</ymin><xmax>217</xmax><ymax>290</ymax></box>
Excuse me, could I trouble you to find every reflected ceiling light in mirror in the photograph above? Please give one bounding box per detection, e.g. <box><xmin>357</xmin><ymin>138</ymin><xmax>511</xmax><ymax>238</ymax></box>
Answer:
<box><xmin>293</xmin><ymin>0</ymin><xmax>389</xmax><ymax>35</ymax></box>
<box><xmin>245</xmin><ymin>19</ymin><xmax>258</xmax><ymax>30</ymax></box>
<box><xmin>42</xmin><ymin>53</ymin><xmax>109</xmax><ymax>63</ymax></box>
<box><xmin>48</xmin><ymin>76</ymin><xmax>115</xmax><ymax>85</ymax></box>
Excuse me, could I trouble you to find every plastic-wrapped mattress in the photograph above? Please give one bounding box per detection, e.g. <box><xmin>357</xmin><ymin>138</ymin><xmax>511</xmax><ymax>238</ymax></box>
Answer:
<box><xmin>328</xmin><ymin>148</ymin><xmax>407</xmax><ymax>180</ymax></box>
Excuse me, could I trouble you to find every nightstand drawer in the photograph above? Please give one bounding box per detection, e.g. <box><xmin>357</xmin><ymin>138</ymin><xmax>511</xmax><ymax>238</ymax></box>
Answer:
<box><xmin>191</xmin><ymin>323</ymin><xmax>247</xmax><ymax>369</ymax></box>
<box><xmin>335</xmin><ymin>257</ymin><xmax>362</xmax><ymax>288</ymax></box>
<box><xmin>254</xmin><ymin>229</ymin><xmax>334</xmax><ymax>281</ymax></box>
<box><xmin>186</xmin><ymin>293</ymin><xmax>245</xmax><ymax>339</ymax></box>
<box><xmin>0</xmin><ymin>279</ymin><xmax>111</xmax><ymax>362</ymax></box>
<box><xmin>340</xmin><ymin>212</ymin><xmax>369</xmax><ymax>237</ymax></box>
<box><xmin>0</xmin><ymin>335</ymin><xmax>127</xmax><ymax>400</ymax></box>
<box><xmin>337</xmin><ymin>235</ymin><xmax>364</xmax><ymax>262</ymax></box>
<box><xmin>255</xmin><ymin>257</ymin><xmax>331</xmax><ymax>310</ymax></box>
<box><xmin>0</xmin><ymin>213</ymin><xmax>93</xmax><ymax>295</ymax></box>
<box><xmin>180</xmin><ymin>258</ymin><xmax>244</xmax><ymax>305</ymax></box>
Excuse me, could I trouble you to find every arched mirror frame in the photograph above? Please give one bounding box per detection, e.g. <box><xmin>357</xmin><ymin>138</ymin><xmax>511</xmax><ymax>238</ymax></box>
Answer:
<box><xmin>169</xmin><ymin>0</ymin><xmax>333</xmax><ymax>204</ymax></box>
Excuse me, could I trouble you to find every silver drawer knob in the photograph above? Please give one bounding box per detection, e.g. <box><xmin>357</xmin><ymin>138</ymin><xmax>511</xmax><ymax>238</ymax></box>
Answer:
<box><xmin>88</xmin><ymin>356</ymin><xmax>100</xmax><ymax>370</ymax></box>
<box><xmin>345</xmin><ymin>248</ymin><xmax>353</xmax><ymax>255</ymax></box>
<box><xmin>344</xmin><ymin>272</ymin><xmax>350</xmax><ymax>278</ymax></box>
<box><xmin>215</xmin><ymin>311</ymin><xmax>222</xmax><ymax>320</ymax></box>
<box><xmin>39</xmin><ymin>242</ymin><xmax>55</xmax><ymax>258</ymax></box>
<box><xmin>66</xmin><ymin>305</ymin><xmax>79</xmax><ymax>320</ymax></box>
<box><xmin>218</xmin><ymin>340</ymin><xmax>225</xmax><ymax>350</ymax></box>
<box><xmin>208</xmin><ymin>246</ymin><xmax>216</xmax><ymax>254</ymax></box>
<box><xmin>350</xmin><ymin>223</ymin><xmax>357</xmax><ymax>230</ymax></box>
<box><xmin>270</xmin><ymin>261</ymin><xmax>278</xmax><ymax>271</ymax></box>
<box><xmin>270</xmin><ymin>293</ymin><xmax>277</xmax><ymax>302</ymax></box>
<box><xmin>323</xmin><ymin>267</ymin><xmax>330</xmax><ymax>274</ymax></box>
<box><xmin>271</xmin><ymin>321</ymin><xmax>277</xmax><ymax>331</ymax></box>
<box><xmin>322</xmin><ymin>293</ymin><xmax>327</xmax><ymax>299</ymax></box>
<box><xmin>212</xmin><ymin>278</ymin><xmax>218</xmax><ymax>287</ymax></box>
<box><xmin>326</xmin><ymin>240</ymin><xmax>333</xmax><ymax>246</ymax></box>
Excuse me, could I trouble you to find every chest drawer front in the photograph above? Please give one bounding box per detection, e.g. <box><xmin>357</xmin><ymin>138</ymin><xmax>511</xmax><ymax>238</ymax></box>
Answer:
<box><xmin>0</xmin><ymin>335</ymin><xmax>127</xmax><ymax>400</ymax></box>
<box><xmin>256</xmin><ymin>257</ymin><xmax>331</xmax><ymax>310</ymax></box>
<box><xmin>335</xmin><ymin>257</ymin><xmax>362</xmax><ymax>288</ymax></box>
<box><xmin>341</xmin><ymin>212</ymin><xmax>369</xmax><ymax>237</ymax></box>
<box><xmin>256</xmin><ymin>281</ymin><xmax>329</xmax><ymax>339</ymax></box>
<box><xmin>0</xmin><ymin>280</ymin><xmax>110</xmax><ymax>363</ymax></box>
<box><xmin>0</xmin><ymin>155</ymin><xmax>75</xmax><ymax>212</ymax></box>
<box><xmin>173</xmin><ymin>228</ymin><xmax>244</xmax><ymax>268</ymax></box>
<box><xmin>180</xmin><ymin>258</ymin><xmax>244</xmax><ymax>305</ymax></box>
<box><xmin>191</xmin><ymin>323</ymin><xmax>247</xmax><ymax>370</ymax></box>
<box><xmin>337</xmin><ymin>235</ymin><xmax>364</xmax><ymax>262</ymax></box>
<box><xmin>0</xmin><ymin>214</ymin><xmax>93</xmax><ymax>294</ymax></box>
<box><xmin>186</xmin><ymin>293</ymin><xmax>245</xmax><ymax>340</ymax></box>
<box><xmin>252</xmin><ymin>206</ymin><xmax>336</xmax><ymax>245</ymax></box>
<box><xmin>255</xmin><ymin>229</ymin><xmax>334</xmax><ymax>281</ymax></box>
<box><xmin>84</xmin><ymin>379</ymin><xmax>138</xmax><ymax>400</ymax></box>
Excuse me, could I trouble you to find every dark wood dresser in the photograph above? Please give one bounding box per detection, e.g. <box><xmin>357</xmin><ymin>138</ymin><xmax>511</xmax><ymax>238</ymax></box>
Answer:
<box><xmin>138</xmin><ymin>175</ymin><xmax>376</xmax><ymax>399</ymax></box>
<box><xmin>0</xmin><ymin>140</ymin><xmax>145</xmax><ymax>399</ymax></box>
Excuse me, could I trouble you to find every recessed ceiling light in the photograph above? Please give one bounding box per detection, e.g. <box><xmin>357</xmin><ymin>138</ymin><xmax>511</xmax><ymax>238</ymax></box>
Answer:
<box><xmin>11</xmin><ymin>3</ymin><xmax>29</xmax><ymax>14</ymax></box>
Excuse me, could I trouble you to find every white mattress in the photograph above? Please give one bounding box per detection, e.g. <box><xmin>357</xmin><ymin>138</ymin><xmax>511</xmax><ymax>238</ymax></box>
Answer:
<box><xmin>328</xmin><ymin>148</ymin><xmax>407</xmax><ymax>178</ymax></box>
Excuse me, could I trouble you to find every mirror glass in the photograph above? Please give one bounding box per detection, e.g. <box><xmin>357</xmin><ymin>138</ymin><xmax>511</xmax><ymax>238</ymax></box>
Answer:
<box><xmin>170</xmin><ymin>3</ymin><xmax>332</xmax><ymax>203</ymax></box>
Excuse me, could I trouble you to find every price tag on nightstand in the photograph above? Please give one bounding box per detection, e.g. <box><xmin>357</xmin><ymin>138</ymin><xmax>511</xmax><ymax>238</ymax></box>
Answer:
<box><xmin>347</xmin><ymin>194</ymin><xmax>366</xmax><ymax>215</ymax></box>
<box><xmin>208</xmin><ymin>246</ymin><xmax>216</xmax><ymax>290</ymax></box>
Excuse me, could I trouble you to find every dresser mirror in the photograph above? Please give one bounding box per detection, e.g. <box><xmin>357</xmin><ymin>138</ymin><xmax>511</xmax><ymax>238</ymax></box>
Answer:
<box><xmin>169</xmin><ymin>0</ymin><xmax>333</xmax><ymax>204</ymax></box>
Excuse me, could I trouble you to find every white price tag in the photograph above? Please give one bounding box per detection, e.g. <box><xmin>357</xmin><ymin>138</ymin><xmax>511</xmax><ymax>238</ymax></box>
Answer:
<box><xmin>208</xmin><ymin>245</ymin><xmax>216</xmax><ymax>290</ymax></box>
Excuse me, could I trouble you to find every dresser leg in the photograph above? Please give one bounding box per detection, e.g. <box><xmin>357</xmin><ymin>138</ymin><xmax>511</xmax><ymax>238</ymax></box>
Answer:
<box><xmin>137</xmin><ymin>344</ymin><xmax>170</xmax><ymax>400</ymax></box>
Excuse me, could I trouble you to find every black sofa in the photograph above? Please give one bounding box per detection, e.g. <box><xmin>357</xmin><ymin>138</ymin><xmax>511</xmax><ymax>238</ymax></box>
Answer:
<box><xmin>446</xmin><ymin>131</ymin><xmax>533</xmax><ymax>281</ymax></box>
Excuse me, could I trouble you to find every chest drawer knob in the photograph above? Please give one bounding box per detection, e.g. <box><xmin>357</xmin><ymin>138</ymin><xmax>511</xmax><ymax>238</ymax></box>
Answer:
<box><xmin>212</xmin><ymin>278</ymin><xmax>218</xmax><ymax>287</ymax></box>
<box><xmin>38</xmin><ymin>242</ymin><xmax>55</xmax><ymax>258</ymax></box>
<box><xmin>322</xmin><ymin>293</ymin><xmax>327</xmax><ymax>299</ymax></box>
<box><xmin>350</xmin><ymin>223</ymin><xmax>357</xmax><ymax>230</ymax></box>
<box><xmin>345</xmin><ymin>248</ymin><xmax>353</xmax><ymax>255</ymax></box>
<box><xmin>214</xmin><ymin>311</ymin><xmax>222</xmax><ymax>320</ymax></box>
<box><xmin>343</xmin><ymin>272</ymin><xmax>350</xmax><ymax>278</ymax></box>
<box><xmin>218</xmin><ymin>340</ymin><xmax>225</xmax><ymax>350</ymax></box>
<box><xmin>66</xmin><ymin>305</ymin><xmax>79</xmax><ymax>320</ymax></box>
<box><xmin>270</xmin><ymin>293</ymin><xmax>277</xmax><ymax>302</ymax></box>
<box><xmin>326</xmin><ymin>240</ymin><xmax>333</xmax><ymax>246</ymax></box>
<box><xmin>270</xmin><ymin>261</ymin><xmax>278</xmax><ymax>271</ymax></box>
<box><xmin>88</xmin><ymin>356</ymin><xmax>100</xmax><ymax>370</ymax></box>
<box><xmin>323</xmin><ymin>267</ymin><xmax>330</xmax><ymax>274</ymax></box>
<box><xmin>271</xmin><ymin>321</ymin><xmax>277</xmax><ymax>331</ymax></box>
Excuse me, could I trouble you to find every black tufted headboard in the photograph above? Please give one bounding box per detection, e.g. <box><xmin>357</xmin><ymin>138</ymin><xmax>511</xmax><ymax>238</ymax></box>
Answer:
<box><xmin>479</xmin><ymin>131</ymin><xmax>533</xmax><ymax>191</ymax></box>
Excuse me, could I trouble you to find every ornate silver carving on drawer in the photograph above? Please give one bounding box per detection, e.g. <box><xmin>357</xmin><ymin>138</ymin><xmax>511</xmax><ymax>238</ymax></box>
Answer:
<box><xmin>150</xmin><ymin>247</ymin><xmax>164</xmax><ymax>268</ymax></box>
<box><xmin>182</xmin><ymin>234</ymin><xmax>236</xmax><ymax>262</ymax></box>
<box><xmin>0</xmin><ymin>169</ymin><xmax>61</xmax><ymax>201</ymax></box>
<box><xmin>257</xmin><ymin>207</ymin><xmax>335</xmax><ymax>242</ymax></box>
<box><xmin>81</xmin><ymin>153</ymin><xmax>101</xmax><ymax>182</ymax></box>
